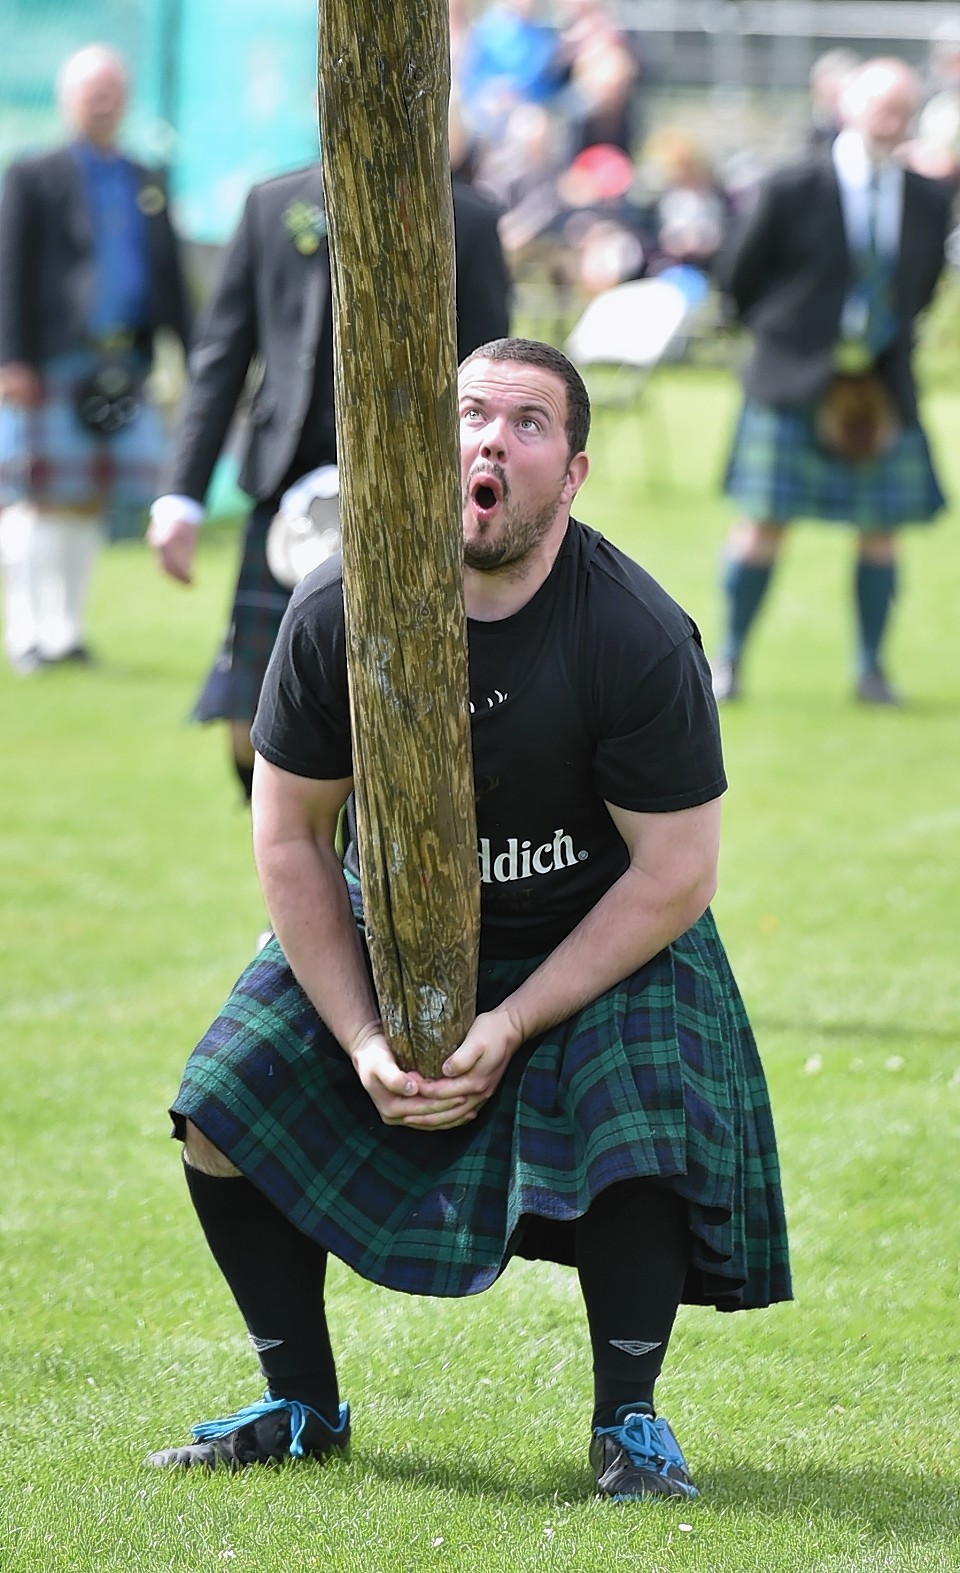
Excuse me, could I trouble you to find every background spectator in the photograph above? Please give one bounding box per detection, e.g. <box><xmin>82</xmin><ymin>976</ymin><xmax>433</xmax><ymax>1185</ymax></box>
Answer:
<box><xmin>0</xmin><ymin>43</ymin><xmax>190</xmax><ymax>674</ymax></box>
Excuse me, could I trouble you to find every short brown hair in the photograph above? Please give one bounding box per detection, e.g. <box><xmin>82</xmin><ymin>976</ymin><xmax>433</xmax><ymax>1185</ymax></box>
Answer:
<box><xmin>459</xmin><ymin>337</ymin><xmax>591</xmax><ymax>459</ymax></box>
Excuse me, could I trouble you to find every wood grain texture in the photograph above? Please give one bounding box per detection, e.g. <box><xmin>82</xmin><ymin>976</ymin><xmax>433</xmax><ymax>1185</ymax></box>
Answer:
<box><xmin>318</xmin><ymin>0</ymin><xmax>480</xmax><ymax>1075</ymax></box>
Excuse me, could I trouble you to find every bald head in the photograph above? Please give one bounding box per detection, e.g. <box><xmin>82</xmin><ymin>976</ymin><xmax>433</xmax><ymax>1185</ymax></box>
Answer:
<box><xmin>58</xmin><ymin>45</ymin><xmax>128</xmax><ymax>150</ymax></box>
<box><xmin>840</xmin><ymin>57</ymin><xmax>920</xmax><ymax>161</ymax></box>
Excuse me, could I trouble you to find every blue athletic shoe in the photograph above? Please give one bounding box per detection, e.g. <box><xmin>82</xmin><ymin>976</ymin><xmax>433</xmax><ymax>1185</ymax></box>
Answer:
<box><xmin>144</xmin><ymin>1393</ymin><xmax>350</xmax><ymax>1470</ymax></box>
<box><xmin>590</xmin><ymin>1403</ymin><xmax>697</xmax><ymax>1501</ymax></box>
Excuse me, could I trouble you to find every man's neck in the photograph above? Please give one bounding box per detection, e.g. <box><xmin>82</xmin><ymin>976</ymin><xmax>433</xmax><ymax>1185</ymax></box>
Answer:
<box><xmin>74</xmin><ymin>134</ymin><xmax>120</xmax><ymax>158</ymax></box>
<box><xmin>464</xmin><ymin>520</ymin><xmax>570</xmax><ymax>623</ymax></box>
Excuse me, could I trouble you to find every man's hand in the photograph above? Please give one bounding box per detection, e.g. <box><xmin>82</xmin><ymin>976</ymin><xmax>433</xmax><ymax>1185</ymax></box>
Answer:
<box><xmin>349</xmin><ymin>1026</ymin><xmax>481</xmax><ymax>1130</ymax></box>
<box><xmin>0</xmin><ymin>363</ymin><xmax>43</xmax><ymax>408</ymax></box>
<box><xmin>436</xmin><ymin>1008</ymin><xmax>524</xmax><ymax>1106</ymax></box>
<box><xmin>147</xmin><ymin>510</ymin><xmax>199</xmax><ymax>585</ymax></box>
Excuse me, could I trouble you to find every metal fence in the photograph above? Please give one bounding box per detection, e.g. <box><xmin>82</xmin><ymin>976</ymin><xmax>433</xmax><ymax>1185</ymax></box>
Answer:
<box><xmin>613</xmin><ymin>1</ymin><xmax>960</xmax><ymax>89</ymax></box>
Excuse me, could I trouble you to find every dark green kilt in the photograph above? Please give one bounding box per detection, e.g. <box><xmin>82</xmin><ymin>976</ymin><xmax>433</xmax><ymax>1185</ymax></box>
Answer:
<box><xmin>724</xmin><ymin>397</ymin><xmax>945</xmax><ymax>528</ymax></box>
<box><xmin>172</xmin><ymin>906</ymin><xmax>791</xmax><ymax>1311</ymax></box>
<box><xmin>191</xmin><ymin>500</ymin><xmax>291</xmax><ymax>725</ymax></box>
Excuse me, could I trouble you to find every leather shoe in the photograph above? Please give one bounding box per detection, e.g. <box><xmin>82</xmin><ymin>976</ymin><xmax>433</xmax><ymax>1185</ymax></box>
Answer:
<box><xmin>8</xmin><ymin>647</ymin><xmax>44</xmax><ymax>675</ymax></box>
<box><xmin>856</xmin><ymin>669</ymin><xmax>901</xmax><ymax>706</ymax></box>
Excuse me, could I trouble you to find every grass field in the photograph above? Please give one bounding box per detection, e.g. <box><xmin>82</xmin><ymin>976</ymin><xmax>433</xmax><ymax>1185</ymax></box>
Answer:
<box><xmin>2</xmin><ymin>366</ymin><xmax>959</xmax><ymax>1572</ymax></box>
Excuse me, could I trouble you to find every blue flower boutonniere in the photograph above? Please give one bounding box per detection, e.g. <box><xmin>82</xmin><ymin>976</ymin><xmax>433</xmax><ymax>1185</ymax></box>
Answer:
<box><xmin>283</xmin><ymin>200</ymin><xmax>328</xmax><ymax>256</ymax></box>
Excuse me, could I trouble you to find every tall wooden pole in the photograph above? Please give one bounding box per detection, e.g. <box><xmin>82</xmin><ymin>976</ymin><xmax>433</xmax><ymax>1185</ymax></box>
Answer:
<box><xmin>317</xmin><ymin>0</ymin><xmax>480</xmax><ymax>1076</ymax></box>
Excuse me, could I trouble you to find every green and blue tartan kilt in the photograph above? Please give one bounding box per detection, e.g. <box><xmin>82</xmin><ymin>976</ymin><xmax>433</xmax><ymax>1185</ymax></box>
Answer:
<box><xmin>191</xmin><ymin>500</ymin><xmax>291</xmax><ymax>724</ymax></box>
<box><xmin>0</xmin><ymin>349</ymin><xmax>169</xmax><ymax>511</ymax></box>
<box><xmin>724</xmin><ymin>397</ymin><xmax>945</xmax><ymax>529</ymax></box>
<box><xmin>171</xmin><ymin>903</ymin><xmax>791</xmax><ymax>1311</ymax></box>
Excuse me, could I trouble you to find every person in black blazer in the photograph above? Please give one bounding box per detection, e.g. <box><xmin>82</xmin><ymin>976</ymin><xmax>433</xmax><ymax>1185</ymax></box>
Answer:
<box><xmin>712</xmin><ymin>57</ymin><xmax>950</xmax><ymax>706</ymax></box>
<box><xmin>0</xmin><ymin>44</ymin><xmax>190</xmax><ymax>673</ymax></box>
<box><xmin>149</xmin><ymin>161</ymin><xmax>512</xmax><ymax>802</ymax></box>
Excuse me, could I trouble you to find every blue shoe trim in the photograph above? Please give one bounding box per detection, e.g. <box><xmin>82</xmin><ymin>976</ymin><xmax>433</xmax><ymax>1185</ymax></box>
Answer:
<box><xmin>191</xmin><ymin>1396</ymin><xmax>350</xmax><ymax>1458</ymax></box>
<box><xmin>595</xmin><ymin>1408</ymin><xmax>697</xmax><ymax>1499</ymax></box>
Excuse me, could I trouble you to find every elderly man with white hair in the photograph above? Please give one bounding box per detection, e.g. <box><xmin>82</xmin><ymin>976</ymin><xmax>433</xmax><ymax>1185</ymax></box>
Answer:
<box><xmin>0</xmin><ymin>44</ymin><xmax>190</xmax><ymax>673</ymax></box>
<box><xmin>712</xmin><ymin>57</ymin><xmax>951</xmax><ymax>707</ymax></box>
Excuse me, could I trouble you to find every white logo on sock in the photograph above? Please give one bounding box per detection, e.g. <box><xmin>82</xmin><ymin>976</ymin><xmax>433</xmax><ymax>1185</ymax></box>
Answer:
<box><xmin>608</xmin><ymin>1339</ymin><xmax>662</xmax><ymax>1356</ymax></box>
<box><xmin>248</xmin><ymin>1334</ymin><xmax>284</xmax><ymax>1352</ymax></box>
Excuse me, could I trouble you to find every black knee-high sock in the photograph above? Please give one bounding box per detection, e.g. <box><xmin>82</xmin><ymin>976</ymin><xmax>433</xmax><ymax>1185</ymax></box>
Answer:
<box><xmin>183</xmin><ymin>1162</ymin><xmax>340</xmax><ymax>1421</ymax></box>
<box><xmin>576</xmin><ymin>1178</ymin><xmax>690</xmax><ymax>1429</ymax></box>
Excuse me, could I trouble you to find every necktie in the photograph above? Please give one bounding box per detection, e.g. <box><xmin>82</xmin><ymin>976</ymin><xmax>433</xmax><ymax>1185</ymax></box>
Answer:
<box><xmin>863</xmin><ymin>169</ymin><xmax>898</xmax><ymax>355</ymax></box>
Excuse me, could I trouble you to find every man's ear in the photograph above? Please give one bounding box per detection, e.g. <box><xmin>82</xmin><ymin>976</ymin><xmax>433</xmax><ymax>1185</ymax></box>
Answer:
<box><xmin>565</xmin><ymin>451</ymin><xmax>589</xmax><ymax>499</ymax></box>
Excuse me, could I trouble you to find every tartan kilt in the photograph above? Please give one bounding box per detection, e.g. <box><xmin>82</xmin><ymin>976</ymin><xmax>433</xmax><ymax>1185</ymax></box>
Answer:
<box><xmin>0</xmin><ymin>350</ymin><xmax>170</xmax><ymax>511</ymax></box>
<box><xmin>724</xmin><ymin>396</ymin><xmax>945</xmax><ymax>529</ymax></box>
<box><xmin>171</xmin><ymin>902</ymin><xmax>791</xmax><ymax>1311</ymax></box>
<box><xmin>191</xmin><ymin>499</ymin><xmax>291</xmax><ymax>724</ymax></box>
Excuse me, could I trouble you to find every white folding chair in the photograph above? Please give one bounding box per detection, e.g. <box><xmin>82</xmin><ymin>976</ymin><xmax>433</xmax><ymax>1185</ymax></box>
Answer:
<box><xmin>565</xmin><ymin>277</ymin><xmax>692</xmax><ymax>484</ymax></box>
<box><xmin>566</xmin><ymin>277</ymin><xmax>690</xmax><ymax>398</ymax></box>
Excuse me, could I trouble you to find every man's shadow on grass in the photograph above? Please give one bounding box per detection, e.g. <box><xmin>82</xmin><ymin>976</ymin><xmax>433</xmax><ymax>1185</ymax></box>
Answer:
<box><xmin>357</xmin><ymin>1450</ymin><xmax>957</xmax><ymax>1537</ymax></box>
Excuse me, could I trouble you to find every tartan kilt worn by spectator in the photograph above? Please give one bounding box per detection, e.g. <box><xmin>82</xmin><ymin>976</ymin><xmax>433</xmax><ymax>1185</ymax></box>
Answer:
<box><xmin>153</xmin><ymin>506</ymin><xmax>791</xmax><ymax>1491</ymax></box>
<box><xmin>0</xmin><ymin>349</ymin><xmax>170</xmax><ymax>512</ymax></box>
<box><xmin>724</xmin><ymin>397</ymin><xmax>944</xmax><ymax>531</ymax></box>
<box><xmin>190</xmin><ymin>499</ymin><xmax>294</xmax><ymax>725</ymax></box>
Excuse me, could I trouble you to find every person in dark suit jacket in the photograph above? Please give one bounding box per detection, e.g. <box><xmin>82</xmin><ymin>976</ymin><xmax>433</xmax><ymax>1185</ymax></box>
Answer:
<box><xmin>0</xmin><ymin>44</ymin><xmax>190</xmax><ymax>673</ymax></box>
<box><xmin>149</xmin><ymin>161</ymin><xmax>512</xmax><ymax>801</ymax></box>
<box><xmin>712</xmin><ymin>57</ymin><xmax>950</xmax><ymax>707</ymax></box>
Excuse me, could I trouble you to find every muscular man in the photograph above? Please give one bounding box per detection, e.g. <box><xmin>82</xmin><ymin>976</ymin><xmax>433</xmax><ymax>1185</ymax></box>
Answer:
<box><xmin>145</xmin><ymin>338</ymin><xmax>790</xmax><ymax>1499</ymax></box>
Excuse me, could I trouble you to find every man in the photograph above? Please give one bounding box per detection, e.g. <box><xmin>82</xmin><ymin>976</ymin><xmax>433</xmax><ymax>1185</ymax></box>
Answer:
<box><xmin>148</xmin><ymin>163</ymin><xmax>511</xmax><ymax>804</ymax></box>
<box><xmin>145</xmin><ymin>338</ymin><xmax>790</xmax><ymax>1498</ymax></box>
<box><xmin>458</xmin><ymin>0</ymin><xmax>564</xmax><ymax>144</ymax></box>
<box><xmin>807</xmin><ymin>49</ymin><xmax>861</xmax><ymax>149</ymax></box>
<box><xmin>713</xmin><ymin>57</ymin><xmax>950</xmax><ymax>706</ymax></box>
<box><xmin>0</xmin><ymin>44</ymin><xmax>190</xmax><ymax>673</ymax></box>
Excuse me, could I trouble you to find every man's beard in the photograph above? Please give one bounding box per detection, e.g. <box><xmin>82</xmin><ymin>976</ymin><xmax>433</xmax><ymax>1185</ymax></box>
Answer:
<box><xmin>463</xmin><ymin>473</ymin><xmax>565</xmax><ymax>575</ymax></box>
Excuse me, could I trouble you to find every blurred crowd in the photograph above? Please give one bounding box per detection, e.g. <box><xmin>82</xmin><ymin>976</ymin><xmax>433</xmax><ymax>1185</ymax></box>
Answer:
<box><xmin>450</xmin><ymin>0</ymin><xmax>960</xmax><ymax>305</ymax></box>
<box><xmin>450</xmin><ymin>0</ymin><xmax>733</xmax><ymax>303</ymax></box>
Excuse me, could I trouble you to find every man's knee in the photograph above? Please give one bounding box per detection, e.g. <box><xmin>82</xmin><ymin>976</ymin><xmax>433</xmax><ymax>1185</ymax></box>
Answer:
<box><xmin>730</xmin><ymin>518</ymin><xmax>787</xmax><ymax>564</ymax></box>
<box><xmin>183</xmin><ymin>1119</ymin><xmax>242</xmax><ymax>1177</ymax></box>
<box><xmin>856</xmin><ymin>530</ymin><xmax>897</xmax><ymax>566</ymax></box>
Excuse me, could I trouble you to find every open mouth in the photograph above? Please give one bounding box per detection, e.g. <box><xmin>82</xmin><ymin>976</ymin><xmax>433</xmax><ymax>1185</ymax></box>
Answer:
<box><xmin>469</xmin><ymin>470</ymin><xmax>504</xmax><ymax>521</ymax></box>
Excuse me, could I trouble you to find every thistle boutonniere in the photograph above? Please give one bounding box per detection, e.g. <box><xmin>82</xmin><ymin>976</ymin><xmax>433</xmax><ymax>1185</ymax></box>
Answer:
<box><xmin>283</xmin><ymin>200</ymin><xmax>327</xmax><ymax>256</ymax></box>
<box><xmin>136</xmin><ymin>182</ymin><xmax>166</xmax><ymax>217</ymax></box>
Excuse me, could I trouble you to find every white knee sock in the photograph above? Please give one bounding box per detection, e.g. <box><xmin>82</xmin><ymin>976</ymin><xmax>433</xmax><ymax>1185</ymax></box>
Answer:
<box><xmin>0</xmin><ymin>502</ymin><xmax>42</xmax><ymax>662</ymax></box>
<box><xmin>32</xmin><ymin>510</ymin><xmax>104</xmax><ymax>659</ymax></box>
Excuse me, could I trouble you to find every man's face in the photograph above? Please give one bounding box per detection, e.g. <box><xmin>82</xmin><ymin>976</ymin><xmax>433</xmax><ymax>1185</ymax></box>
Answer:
<box><xmin>458</xmin><ymin>358</ymin><xmax>583</xmax><ymax>575</ymax></box>
<box><xmin>62</xmin><ymin>62</ymin><xmax>127</xmax><ymax>149</ymax></box>
<box><xmin>851</xmin><ymin>68</ymin><xmax>918</xmax><ymax>158</ymax></box>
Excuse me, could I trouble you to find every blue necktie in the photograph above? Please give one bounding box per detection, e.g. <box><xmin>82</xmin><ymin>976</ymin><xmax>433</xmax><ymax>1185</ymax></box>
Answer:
<box><xmin>861</xmin><ymin>172</ymin><xmax>898</xmax><ymax>356</ymax></box>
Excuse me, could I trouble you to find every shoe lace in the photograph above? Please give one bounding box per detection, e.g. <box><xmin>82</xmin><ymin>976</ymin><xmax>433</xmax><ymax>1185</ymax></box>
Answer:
<box><xmin>191</xmin><ymin>1396</ymin><xmax>317</xmax><ymax>1458</ymax></box>
<box><xmin>596</xmin><ymin>1409</ymin><xmax>688</xmax><ymax>1476</ymax></box>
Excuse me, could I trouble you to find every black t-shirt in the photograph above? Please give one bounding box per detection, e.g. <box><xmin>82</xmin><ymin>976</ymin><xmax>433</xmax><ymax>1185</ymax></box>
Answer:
<box><xmin>252</xmin><ymin>520</ymin><xmax>726</xmax><ymax>960</ymax></box>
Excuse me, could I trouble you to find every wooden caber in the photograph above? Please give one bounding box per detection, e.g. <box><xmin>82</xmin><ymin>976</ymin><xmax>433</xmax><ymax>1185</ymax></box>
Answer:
<box><xmin>318</xmin><ymin>0</ymin><xmax>480</xmax><ymax>1077</ymax></box>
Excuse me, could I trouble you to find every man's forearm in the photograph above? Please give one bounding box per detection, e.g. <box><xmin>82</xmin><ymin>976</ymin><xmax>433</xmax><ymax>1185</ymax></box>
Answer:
<box><xmin>257</xmin><ymin>837</ymin><xmax>382</xmax><ymax>1056</ymax></box>
<box><xmin>501</xmin><ymin>861</ymin><xmax>715</xmax><ymax>1047</ymax></box>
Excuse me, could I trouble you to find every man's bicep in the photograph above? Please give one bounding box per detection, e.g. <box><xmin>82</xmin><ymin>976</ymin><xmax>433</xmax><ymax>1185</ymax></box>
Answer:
<box><xmin>252</xmin><ymin>755</ymin><xmax>352</xmax><ymax>848</ymax></box>
<box><xmin>605</xmin><ymin>798</ymin><xmax>722</xmax><ymax>881</ymax></box>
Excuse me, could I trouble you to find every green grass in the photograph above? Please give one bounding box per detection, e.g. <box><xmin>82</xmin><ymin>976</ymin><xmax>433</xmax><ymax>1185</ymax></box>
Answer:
<box><xmin>2</xmin><ymin>366</ymin><xmax>959</xmax><ymax>1571</ymax></box>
